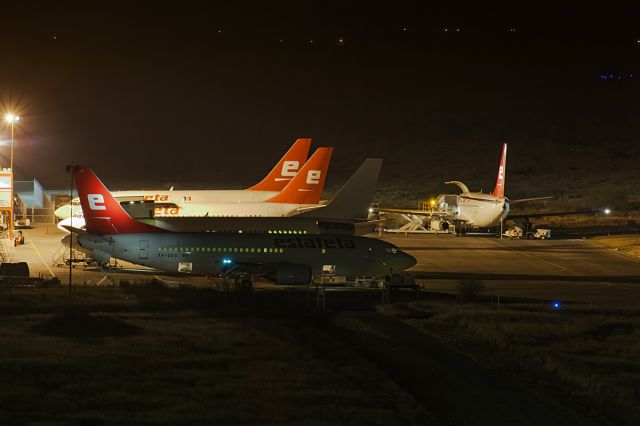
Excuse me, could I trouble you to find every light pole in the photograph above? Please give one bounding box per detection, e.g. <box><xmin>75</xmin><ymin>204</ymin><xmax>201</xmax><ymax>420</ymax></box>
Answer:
<box><xmin>65</xmin><ymin>164</ymin><xmax>74</xmax><ymax>295</ymax></box>
<box><xmin>4</xmin><ymin>113</ymin><xmax>19</xmax><ymax>239</ymax></box>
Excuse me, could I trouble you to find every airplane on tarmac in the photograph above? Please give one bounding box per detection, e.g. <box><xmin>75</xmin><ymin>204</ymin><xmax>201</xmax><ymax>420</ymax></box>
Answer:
<box><xmin>57</xmin><ymin>146</ymin><xmax>333</xmax><ymax>232</ymax></box>
<box><xmin>69</xmin><ymin>166</ymin><xmax>416</xmax><ymax>285</ymax></box>
<box><xmin>380</xmin><ymin>143</ymin><xmax>551</xmax><ymax>235</ymax></box>
<box><xmin>54</xmin><ymin>138</ymin><xmax>312</xmax><ymax>220</ymax></box>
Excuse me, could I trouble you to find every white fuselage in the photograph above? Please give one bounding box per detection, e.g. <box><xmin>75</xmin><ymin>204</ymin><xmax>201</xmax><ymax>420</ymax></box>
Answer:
<box><xmin>438</xmin><ymin>192</ymin><xmax>509</xmax><ymax>228</ymax></box>
<box><xmin>55</xmin><ymin>189</ymin><xmax>279</xmax><ymax>219</ymax></box>
<box><xmin>57</xmin><ymin>200</ymin><xmax>326</xmax><ymax>233</ymax></box>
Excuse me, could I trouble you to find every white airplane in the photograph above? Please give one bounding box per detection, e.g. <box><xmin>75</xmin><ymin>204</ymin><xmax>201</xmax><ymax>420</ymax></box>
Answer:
<box><xmin>54</xmin><ymin>138</ymin><xmax>312</xmax><ymax>220</ymax></box>
<box><xmin>58</xmin><ymin>147</ymin><xmax>334</xmax><ymax>232</ymax></box>
<box><xmin>381</xmin><ymin>143</ymin><xmax>551</xmax><ymax>235</ymax></box>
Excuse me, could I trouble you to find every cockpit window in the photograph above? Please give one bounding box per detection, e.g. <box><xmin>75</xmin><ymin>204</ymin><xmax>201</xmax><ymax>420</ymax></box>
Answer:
<box><xmin>385</xmin><ymin>247</ymin><xmax>399</xmax><ymax>253</ymax></box>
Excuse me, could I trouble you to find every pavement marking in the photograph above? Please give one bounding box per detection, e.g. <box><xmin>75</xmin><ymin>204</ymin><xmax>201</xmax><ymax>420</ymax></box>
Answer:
<box><xmin>26</xmin><ymin>236</ymin><xmax>56</xmax><ymax>278</ymax></box>
<box><xmin>483</xmin><ymin>237</ymin><xmax>571</xmax><ymax>273</ymax></box>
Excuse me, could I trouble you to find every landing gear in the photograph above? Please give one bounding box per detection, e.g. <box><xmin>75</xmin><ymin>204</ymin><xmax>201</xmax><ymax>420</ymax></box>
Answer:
<box><xmin>234</xmin><ymin>276</ymin><xmax>254</xmax><ymax>292</ymax></box>
<box><xmin>455</xmin><ymin>221</ymin><xmax>467</xmax><ymax>237</ymax></box>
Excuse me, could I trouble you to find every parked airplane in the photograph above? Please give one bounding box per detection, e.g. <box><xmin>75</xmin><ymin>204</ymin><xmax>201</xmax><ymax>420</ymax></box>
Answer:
<box><xmin>58</xmin><ymin>147</ymin><xmax>333</xmax><ymax>232</ymax></box>
<box><xmin>60</xmin><ymin>157</ymin><xmax>384</xmax><ymax>261</ymax></box>
<box><xmin>54</xmin><ymin>138</ymin><xmax>312</xmax><ymax>220</ymax></box>
<box><xmin>381</xmin><ymin>144</ymin><xmax>550</xmax><ymax>235</ymax></box>
<box><xmin>70</xmin><ymin>166</ymin><xmax>416</xmax><ymax>285</ymax></box>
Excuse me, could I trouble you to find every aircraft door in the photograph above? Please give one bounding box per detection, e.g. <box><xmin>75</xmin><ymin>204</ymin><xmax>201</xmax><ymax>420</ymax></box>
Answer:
<box><xmin>139</xmin><ymin>240</ymin><xmax>148</xmax><ymax>259</ymax></box>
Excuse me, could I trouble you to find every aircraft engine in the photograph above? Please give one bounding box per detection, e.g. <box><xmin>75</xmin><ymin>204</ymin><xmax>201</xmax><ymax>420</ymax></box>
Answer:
<box><xmin>267</xmin><ymin>265</ymin><xmax>312</xmax><ymax>285</ymax></box>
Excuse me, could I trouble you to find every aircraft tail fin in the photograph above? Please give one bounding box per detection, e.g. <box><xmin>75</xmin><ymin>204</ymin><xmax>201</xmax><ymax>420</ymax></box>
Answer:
<box><xmin>265</xmin><ymin>147</ymin><xmax>332</xmax><ymax>204</ymax></box>
<box><xmin>492</xmin><ymin>143</ymin><xmax>507</xmax><ymax>198</ymax></box>
<box><xmin>299</xmin><ymin>158</ymin><xmax>383</xmax><ymax>220</ymax></box>
<box><xmin>74</xmin><ymin>166</ymin><xmax>165</xmax><ymax>235</ymax></box>
<box><xmin>247</xmin><ymin>138</ymin><xmax>312</xmax><ymax>191</ymax></box>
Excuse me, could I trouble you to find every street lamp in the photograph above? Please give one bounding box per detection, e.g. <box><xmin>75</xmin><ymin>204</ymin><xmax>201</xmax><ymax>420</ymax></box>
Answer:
<box><xmin>4</xmin><ymin>113</ymin><xmax>19</xmax><ymax>239</ymax></box>
<box><xmin>4</xmin><ymin>113</ymin><xmax>20</xmax><ymax>172</ymax></box>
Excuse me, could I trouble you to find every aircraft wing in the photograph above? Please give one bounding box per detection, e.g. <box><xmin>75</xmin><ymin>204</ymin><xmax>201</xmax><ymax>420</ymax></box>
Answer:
<box><xmin>509</xmin><ymin>196</ymin><xmax>554</xmax><ymax>205</ymax></box>
<box><xmin>508</xmin><ymin>209</ymin><xmax>601</xmax><ymax>220</ymax></box>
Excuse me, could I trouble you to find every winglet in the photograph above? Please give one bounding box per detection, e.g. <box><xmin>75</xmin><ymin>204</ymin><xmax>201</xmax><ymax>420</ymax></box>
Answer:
<box><xmin>299</xmin><ymin>158</ymin><xmax>383</xmax><ymax>220</ymax></box>
<box><xmin>492</xmin><ymin>143</ymin><xmax>507</xmax><ymax>198</ymax></box>
<box><xmin>247</xmin><ymin>138</ymin><xmax>312</xmax><ymax>191</ymax></box>
<box><xmin>265</xmin><ymin>147</ymin><xmax>333</xmax><ymax>204</ymax></box>
<box><xmin>74</xmin><ymin>166</ymin><xmax>165</xmax><ymax>235</ymax></box>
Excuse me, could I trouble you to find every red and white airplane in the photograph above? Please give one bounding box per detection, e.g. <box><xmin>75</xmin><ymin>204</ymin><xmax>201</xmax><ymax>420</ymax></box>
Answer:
<box><xmin>381</xmin><ymin>143</ymin><xmax>551</xmax><ymax>235</ymax></box>
<box><xmin>55</xmin><ymin>138</ymin><xmax>312</xmax><ymax>220</ymax></box>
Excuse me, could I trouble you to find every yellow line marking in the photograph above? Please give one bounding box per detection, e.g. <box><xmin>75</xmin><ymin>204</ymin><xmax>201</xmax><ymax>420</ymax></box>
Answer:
<box><xmin>26</xmin><ymin>236</ymin><xmax>56</xmax><ymax>278</ymax></box>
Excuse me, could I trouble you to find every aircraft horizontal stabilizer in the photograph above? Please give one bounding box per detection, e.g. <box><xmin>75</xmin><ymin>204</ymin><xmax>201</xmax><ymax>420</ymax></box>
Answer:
<box><xmin>445</xmin><ymin>181</ymin><xmax>470</xmax><ymax>194</ymax></box>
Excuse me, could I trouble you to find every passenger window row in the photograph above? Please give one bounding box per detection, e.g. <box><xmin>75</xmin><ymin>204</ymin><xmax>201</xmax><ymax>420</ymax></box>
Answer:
<box><xmin>158</xmin><ymin>246</ymin><xmax>285</xmax><ymax>254</ymax></box>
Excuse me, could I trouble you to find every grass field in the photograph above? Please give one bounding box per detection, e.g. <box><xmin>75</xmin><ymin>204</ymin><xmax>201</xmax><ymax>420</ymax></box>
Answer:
<box><xmin>0</xmin><ymin>286</ymin><xmax>431</xmax><ymax>425</ymax></box>
<box><xmin>590</xmin><ymin>235</ymin><xmax>640</xmax><ymax>259</ymax></box>
<box><xmin>379</xmin><ymin>299</ymin><xmax>640</xmax><ymax>425</ymax></box>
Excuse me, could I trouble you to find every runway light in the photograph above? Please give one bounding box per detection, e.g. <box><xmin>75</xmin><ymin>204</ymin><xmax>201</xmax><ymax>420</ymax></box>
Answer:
<box><xmin>551</xmin><ymin>301</ymin><xmax>561</xmax><ymax>310</ymax></box>
<box><xmin>604</xmin><ymin>208</ymin><xmax>611</xmax><ymax>215</ymax></box>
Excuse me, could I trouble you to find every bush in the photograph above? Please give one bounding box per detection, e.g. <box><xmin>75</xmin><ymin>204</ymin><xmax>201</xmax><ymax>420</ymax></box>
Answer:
<box><xmin>457</xmin><ymin>280</ymin><xmax>484</xmax><ymax>302</ymax></box>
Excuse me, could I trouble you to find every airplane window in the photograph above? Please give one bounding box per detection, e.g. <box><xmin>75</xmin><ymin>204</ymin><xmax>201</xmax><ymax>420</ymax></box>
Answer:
<box><xmin>322</xmin><ymin>249</ymin><xmax>326</xmax><ymax>254</ymax></box>
<box><xmin>251</xmin><ymin>248</ymin><xmax>255</xmax><ymax>253</ymax></box>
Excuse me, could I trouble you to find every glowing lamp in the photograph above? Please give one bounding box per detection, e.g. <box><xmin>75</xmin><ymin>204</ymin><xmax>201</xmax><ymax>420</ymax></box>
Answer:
<box><xmin>4</xmin><ymin>113</ymin><xmax>19</xmax><ymax>124</ymax></box>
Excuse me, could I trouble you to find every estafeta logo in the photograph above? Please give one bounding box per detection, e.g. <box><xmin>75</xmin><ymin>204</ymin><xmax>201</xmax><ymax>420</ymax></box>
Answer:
<box><xmin>306</xmin><ymin>170</ymin><xmax>321</xmax><ymax>185</ymax></box>
<box><xmin>88</xmin><ymin>194</ymin><xmax>106</xmax><ymax>210</ymax></box>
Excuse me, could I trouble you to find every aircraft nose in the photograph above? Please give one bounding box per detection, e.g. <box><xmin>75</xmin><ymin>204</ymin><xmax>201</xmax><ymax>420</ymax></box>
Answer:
<box><xmin>54</xmin><ymin>204</ymin><xmax>72</xmax><ymax>219</ymax></box>
<box><xmin>399</xmin><ymin>251</ymin><xmax>417</xmax><ymax>270</ymax></box>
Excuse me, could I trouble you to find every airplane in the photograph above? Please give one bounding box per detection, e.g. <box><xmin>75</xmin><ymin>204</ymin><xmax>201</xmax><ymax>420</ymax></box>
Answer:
<box><xmin>54</xmin><ymin>138</ymin><xmax>312</xmax><ymax>220</ymax></box>
<box><xmin>70</xmin><ymin>166</ymin><xmax>416</xmax><ymax>285</ymax></box>
<box><xmin>58</xmin><ymin>147</ymin><xmax>334</xmax><ymax>233</ymax></box>
<box><xmin>380</xmin><ymin>143</ymin><xmax>551</xmax><ymax>235</ymax></box>
<box><xmin>60</xmin><ymin>158</ymin><xmax>384</xmax><ymax>257</ymax></box>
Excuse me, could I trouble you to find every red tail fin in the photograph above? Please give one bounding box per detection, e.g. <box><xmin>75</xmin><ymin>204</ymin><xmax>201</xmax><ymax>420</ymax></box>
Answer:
<box><xmin>492</xmin><ymin>143</ymin><xmax>507</xmax><ymax>198</ymax></box>
<box><xmin>74</xmin><ymin>166</ymin><xmax>165</xmax><ymax>234</ymax></box>
<box><xmin>247</xmin><ymin>138</ymin><xmax>312</xmax><ymax>191</ymax></box>
<box><xmin>266</xmin><ymin>147</ymin><xmax>333</xmax><ymax>204</ymax></box>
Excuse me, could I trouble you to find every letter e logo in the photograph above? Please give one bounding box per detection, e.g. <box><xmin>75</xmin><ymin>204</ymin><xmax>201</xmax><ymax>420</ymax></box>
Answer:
<box><xmin>306</xmin><ymin>170</ymin><xmax>321</xmax><ymax>185</ymax></box>
<box><xmin>88</xmin><ymin>194</ymin><xmax>106</xmax><ymax>210</ymax></box>
<box><xmin>281</xmin><ymin>160</ymin><xmax>299</xmax><ymax>178</ymax></box>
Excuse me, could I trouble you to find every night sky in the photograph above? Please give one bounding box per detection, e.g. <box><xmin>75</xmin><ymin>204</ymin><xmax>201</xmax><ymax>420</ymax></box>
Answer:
<box><xmin>0</xmin><ymin>2</ymin><xmax>638</xmax><ymax>192</ymax></box>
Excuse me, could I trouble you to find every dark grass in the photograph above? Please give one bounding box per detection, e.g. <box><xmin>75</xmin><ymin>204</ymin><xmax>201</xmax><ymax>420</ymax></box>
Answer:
<box><xmin>0</xmin><ymin>286</ymin><xmax>432</xmax><ymax>425</ymax></box>
<box><xmin>379</xmin><ymin>300</ymin><xmax>640</xmax><ymax>425</ymax></box>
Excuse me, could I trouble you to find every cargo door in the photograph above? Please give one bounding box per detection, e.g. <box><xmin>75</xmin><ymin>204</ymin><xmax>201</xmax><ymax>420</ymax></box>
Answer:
<box><xmin>139</xmin><ymin>240</ymin><xmax>148</xmax><ymax>259</ymax></box>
